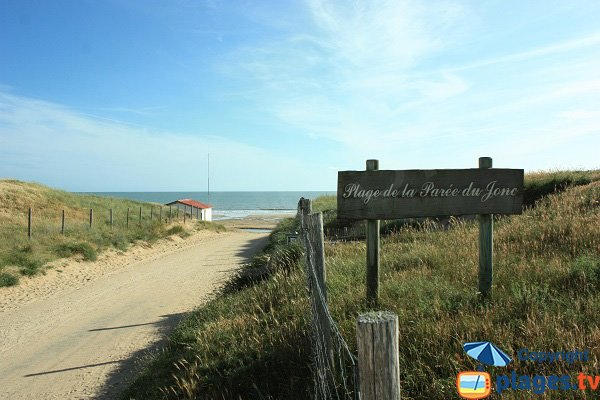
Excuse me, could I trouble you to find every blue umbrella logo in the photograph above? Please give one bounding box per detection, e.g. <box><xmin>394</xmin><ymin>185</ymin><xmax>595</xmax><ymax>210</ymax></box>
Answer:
<box><xmin>463</xmin><ymin>341</ymin><xmax>512</xmax><ymax>367</ymax></box>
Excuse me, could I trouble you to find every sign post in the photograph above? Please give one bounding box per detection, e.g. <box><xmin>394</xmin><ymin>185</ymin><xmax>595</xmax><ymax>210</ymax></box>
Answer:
<box><xmin>478</xmin><ymin>157</ymin><xmax>493</xmax><ymax>298</ymax></box>
<box><xmin>366</xmin><ymin>160</ymin><xmax>380</xmax><ymax>305</ymax></box>
<box><xmin>337</xmin><ymin>158</ymin><xmax>523</xmax><ymax>302</ymax></box>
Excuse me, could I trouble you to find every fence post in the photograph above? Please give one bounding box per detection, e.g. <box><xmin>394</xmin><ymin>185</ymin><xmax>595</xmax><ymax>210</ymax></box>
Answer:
<box><xmin>126</xmin><ymin>208</ymin><xmax>130</xmax><ymax>228</ymax></box>
<box><xmin>366</xmin><ymin>159</ymin><xmax>380</xmax><ymax>305</ymax></box>
<box><xmin>357</xmin><ymin>311</ymin><xmax>401</xmax><ymax>400</ymax></box>
<box><xmin>150</xmin><ymin>206</ymin><xmax>153</xmax><ymax>221</ymax></box>
<box><xmin>139</xmin><ymin>207</ymin><xmax>142</xmax><ymax>226</ymax></box>
<box><xmin>184</xmin><ymin>206</ymin><xmax>187</xmax><ymax>223</ymax></box>
<box><xmin>478</xmin><ymin>157</ymin><xmax>494</xmax><ymax>298</ymax></box>
<box><xmin>299</xmin><ymin>198</ymin><xmax>332</xmax><ymax>367</ymax></box>
<box><xmin>160</xmin><ymin>207</ymin><xmax>162</xmax><ymax>223</ymax></box>
<box><xmin>110</xmin><ymin>208</ymin><xmax>113</xmax><ymax>228</ymax></box>
<box><xmin>28</xmin><ymin>208</ymin><xmax>32</xmax><ymax>239</ymax></box>
<box><xmin>61</xmin><ymin>209</ymin><xmax>65</xmax><ymax>234</ymax></box>
<box><xmin>89</xmin><ymin>208</ymin><xmax>93</xmax><ymax>229</ymax></box>
<box><xmin>169</xmin><ymin>205</ymin><xmax>172</xmax><ymax>222</ymax></box>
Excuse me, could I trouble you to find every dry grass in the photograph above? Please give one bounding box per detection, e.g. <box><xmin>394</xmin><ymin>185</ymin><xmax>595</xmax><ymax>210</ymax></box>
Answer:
<box><xmin>0</xmin><ymin>179</ymin><xmax>215</xmax><ymax>286</ymax></box>
<box><xmin>124</xmin><ymin>171</ymin><xmax>600</xmax><ymax>400</ymax></box>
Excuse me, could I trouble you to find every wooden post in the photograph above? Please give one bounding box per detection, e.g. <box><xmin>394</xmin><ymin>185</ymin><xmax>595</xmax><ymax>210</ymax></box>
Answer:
<box><xmin>366</xmin><ymin>159</ymin><xmax>380</xmax><ymax>305</ymax></box>
<box><xmin>196</xmin><ymin>206</ymin><xmax>199</xmax><ymax>220</ymax></box>
<box><xmin>298</xmin><ymin>197</ymin><xmax>312</xmax><ymax>217</ymax></box>
<box><xmin>28</xmin><ymin>208</ymin><xmax>32</xmax><ymax>239</ymax></box>
<box><xmin>177</xmin><ymin>208</ymin><xmax>179</xmax><ymax>219</ymax></box>
<box><xmin>184</xmin><ymin>206</ymin><xmax>187</xmax><ymax>223</ymax></box>
<box><xmin>110</xmin><ymin>208</ymin><xmax>113</xmax><ymax>228</ymax></box>
<box><xmin>299</xmin><ymin>199</ymin><xmax>332</xmax><ymax>365</ymax></box>
<box><xmin>139</xmin><ymin>207</ymin><xmax>142</xmax><ymax>226</ymax></box>
<box><xmin>150</xmin><ymin>206</ymin><xmax>153</xmax><ymax>221</ymax></box>
<box><xmin>126</xmin><ymin>208</ymin><xmax>130</xmax><ymax>228</ymax></box>
<box><xmin>357</xmin><ymin>311</ymin><xmax>401</xmax><ymax>400</ymax></box>
<box><xmin>478</xmin><ymin>156</ymin><xmax>494</xmax><ymax>298</ymax></box>
<box><xmin>159</xmin><ymin>207</ymin><xmax>162</xmax><ymax>223</ymax></box>
<box><xmin>169</xmin><ymin>205</ymin><xmax>172</xmax><ymax>221</ymax></box>
<box><xmin>89</xmin><ymin>208</ymin><xmax>93</xmax><ymax>229</ymax></box>
<box><xmin>61</xmin><ymin>210</ymin><xmax>65</xmax><ymax>234</ymax></box>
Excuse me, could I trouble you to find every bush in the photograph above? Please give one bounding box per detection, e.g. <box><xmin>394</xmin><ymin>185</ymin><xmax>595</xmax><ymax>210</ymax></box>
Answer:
<box><xmin>166</xmin><ymin>225</ymin><xmax>185</xmax><ymax>236</ymax></box>
<box><xmin>5</xmin><ymin>245</ymin><xmax>45</xmax><ymax>275</ymax></box>
<box><xmin>0</xmin><ymin>272</ymin><xmax>19</xmax><ymax>287</ymax></box>
<box><xmin>54</xmin><ymin>242</ymin><xmax>97</xmax><ymax>261</ymax></box>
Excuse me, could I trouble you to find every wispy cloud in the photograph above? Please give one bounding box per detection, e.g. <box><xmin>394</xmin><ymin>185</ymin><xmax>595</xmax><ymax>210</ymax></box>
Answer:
<box><xmin>0</xmin><ymin>91</ymin><xmax>323</xmax><ymax>191</ymax></box>
<box><xmin>215</xmin><ymin>0</ymin><xmax>600</xmax><ymax>171</ymax></box>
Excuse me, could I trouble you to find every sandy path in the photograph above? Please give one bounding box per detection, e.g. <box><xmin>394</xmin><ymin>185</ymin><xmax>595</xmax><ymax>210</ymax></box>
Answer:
<box><xmin>0</xmin><ymin>229</ymin><xmax>269</xmax><ymax>400</ymax></box>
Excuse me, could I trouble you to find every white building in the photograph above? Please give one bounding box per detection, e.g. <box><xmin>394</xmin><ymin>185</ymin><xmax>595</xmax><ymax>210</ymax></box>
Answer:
<box><xmin>165</xmin><ymin>199</ymin><xmax>213</xmax><ymax>221</ymax></box>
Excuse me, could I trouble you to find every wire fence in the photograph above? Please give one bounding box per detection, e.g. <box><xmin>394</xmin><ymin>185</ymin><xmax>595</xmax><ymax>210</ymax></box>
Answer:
<box><xmin>19</xmin><ymin>205</ymin><xmax>203</xmax><ymax>239</ymax></box>
<box><xmin>299</xmin><ymin>200</ymin><xmax>359</xmax><ymax>400</ymax></box>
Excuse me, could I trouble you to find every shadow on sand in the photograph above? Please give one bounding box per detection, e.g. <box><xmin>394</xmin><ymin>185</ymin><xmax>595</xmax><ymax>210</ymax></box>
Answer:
<box><xmin>93</xmin><ymin>233</ymin><xmax>270</xmax><ymax>399</ymax></box>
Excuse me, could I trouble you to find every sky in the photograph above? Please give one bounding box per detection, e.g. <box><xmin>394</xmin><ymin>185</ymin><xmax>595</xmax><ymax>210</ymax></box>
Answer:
<box><xmin>1</xmin><ymin>0</ymin><xmax>599</xmax><ymax>191</ymax></box>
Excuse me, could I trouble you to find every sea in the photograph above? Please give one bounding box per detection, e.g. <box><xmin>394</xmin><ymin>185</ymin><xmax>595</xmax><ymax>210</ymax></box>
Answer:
<box><xmin>84</xmin><ymin>191</ymin><xmax>336</xmax><ymax>220</ymax></box>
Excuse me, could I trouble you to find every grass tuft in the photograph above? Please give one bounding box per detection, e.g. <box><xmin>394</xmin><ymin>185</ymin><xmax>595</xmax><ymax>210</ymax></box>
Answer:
<box><xmin>0</xmin><ymin>272</ymin><xmax>19</xmax><ymax>287</ymax></box>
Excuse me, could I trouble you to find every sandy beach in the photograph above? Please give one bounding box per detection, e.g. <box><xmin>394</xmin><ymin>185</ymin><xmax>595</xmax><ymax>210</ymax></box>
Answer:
<box><xmin>217</xmin><ymin>212</ymin><xmax>295</xmax><ymax>229</ymax></box>
<box><xmin>0</xmin><ymin>223</ymin><xmax>272</xmax><ymax>399</ymax></box>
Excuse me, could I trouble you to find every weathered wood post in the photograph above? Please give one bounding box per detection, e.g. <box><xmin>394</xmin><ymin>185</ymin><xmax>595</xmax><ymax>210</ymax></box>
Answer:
<box><xmin>139</xmin><ymin>207</ymin><xmax>142</xmax><ymax>226</ymax></box>
<box><xmin>357</xmin><ymin>311</ymin><xmax>401</xmax><ymax>400</ymax></box>
<box><xmin>159</xmin><ymin>207</ymin><xmax>162</xmax><ymax>223</ymax></box>
<box><xmin>89</xmin><ymin>208</ymin><xmax>93</xmax><ymax>229</ymax></box>
<box><xmin>110</xmin><ymin>208</ymin><xmax>113</xmax><ymax>228</ymax></box>
<box><xmin>299</xmin><ymin>198</ymin><xmax>332</xmax><ymax>365</ymax></box>
<box><xmin>61</xmin><ymin>210</ymin><xmax>65</xmax><ymax>234</ymax></box>
<box><xmin>184</xmin><ymin>206</ymin><xmax>187</xmax><ymax>223</ymax></box>
<box><xmin>150</xmin><ymin>207</ymin><xmax>153</xmax><ymax>221</ymax></box>
<box><xmin>28</xmin><ymin>208</ymin><xmax>32</xmax><ymax>239</ymax></box>
<box><xmin>169</xmin><ymin>205</ymin><xmax>172</xmax><ymax>221</ymax></box>
<box><xmin>366</xmin><ymin>159</ymin><xmax>380</xmax><ymax>305</ymax></box>
<box><xmin>126</xmin><ymin>208</ymin><xmax>130</xmax><ymax>228</ymax></box>
<box><xmin>478</xmin><ymin>156</ymin><xmax>493</xmax><ymax>298</ymax></box>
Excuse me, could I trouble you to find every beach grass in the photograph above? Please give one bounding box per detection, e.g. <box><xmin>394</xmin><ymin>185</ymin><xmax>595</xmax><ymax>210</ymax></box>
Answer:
<box><xmin>123</xmin><ymin>170</ymin><xmax>599</xmax><ymax>399</ymax></box>
<box><xmin>0</xmin><ymin>179</ymin><xmax>214</xmax><ymax>287</ymax></box>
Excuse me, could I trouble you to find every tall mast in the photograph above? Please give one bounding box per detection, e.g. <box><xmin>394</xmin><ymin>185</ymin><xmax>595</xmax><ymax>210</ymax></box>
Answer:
<box><xmin>207</xmin><ymin>152</ymin><xmax>210</xmax><ymax>205</ymax></box>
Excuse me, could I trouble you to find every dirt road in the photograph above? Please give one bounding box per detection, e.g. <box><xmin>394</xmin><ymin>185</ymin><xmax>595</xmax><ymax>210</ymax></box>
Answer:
<box><xmin>0</xmin><ymin>230</ymin><xmax>269</xmax><ymax>399</ymax></box>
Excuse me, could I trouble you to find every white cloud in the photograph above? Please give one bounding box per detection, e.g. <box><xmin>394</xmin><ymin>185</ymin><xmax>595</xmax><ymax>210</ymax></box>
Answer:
<box><xmin>0</xmin><ymin>91</ymin><xmax>324</xmax><ymax>191</ymax></box>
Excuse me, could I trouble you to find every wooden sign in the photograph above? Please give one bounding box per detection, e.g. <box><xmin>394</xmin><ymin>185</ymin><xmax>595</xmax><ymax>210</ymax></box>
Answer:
<box><xmin>338</xmin><ymin>168</ymin><xmax>524</xmax><ymax>220</ymax></box>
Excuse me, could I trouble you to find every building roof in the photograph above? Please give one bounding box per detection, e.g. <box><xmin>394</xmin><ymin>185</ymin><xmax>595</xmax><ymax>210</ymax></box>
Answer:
<box><xmin>165</xmin><ymin>199</ymin><xmax>213</xmax><ymax>209</ymax></box>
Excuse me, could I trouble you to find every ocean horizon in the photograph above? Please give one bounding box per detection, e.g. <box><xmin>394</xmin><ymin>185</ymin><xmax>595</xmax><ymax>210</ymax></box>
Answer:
<box><xmin>83</xmin><ymin>191</ymin><xmax>336</xmax><ymax>220</ymax></box>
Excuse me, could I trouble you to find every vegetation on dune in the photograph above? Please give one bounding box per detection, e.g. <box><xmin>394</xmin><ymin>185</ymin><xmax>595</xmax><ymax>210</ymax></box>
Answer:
<box><xmin>122</xmin><ymin>170</ymin><xmax>597</xmax><ymax>399</ymax></box>
<box><xmin>0</xmin><ymin>179</ymin><xmax>222</xmax><ymax>287</ymax></box>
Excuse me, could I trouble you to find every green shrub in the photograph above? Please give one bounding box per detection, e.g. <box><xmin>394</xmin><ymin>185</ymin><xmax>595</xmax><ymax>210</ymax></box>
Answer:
<box><xmin>166</xmin><ymin>225</ymin><xmax>185</xmax><ymax>236</ymax></box>
<box><xmin>54</xmin><ymin>242</ymin><xmax>97</xmax><ymax>261</ymax></box>
<box><xmin>0</xmin><ymin>272</ymin><xmax>19</xmax><ymax>287</ymax></box>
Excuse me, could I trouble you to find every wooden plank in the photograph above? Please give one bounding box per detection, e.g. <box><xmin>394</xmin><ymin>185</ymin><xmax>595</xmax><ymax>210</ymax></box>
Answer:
<box><xmin>366</xmin><ymin>159</ymin><xmax>380</xmax><ymax>305</ymax></box>
<box><xmin>338</xmin><ymin>168</ymin><xmax>524</xmax><ymax>219</ymax></box>
<box><xmin>357</xmin><ymin>311</ymin><xmax>401</xmax><ymax>400</ymax></box>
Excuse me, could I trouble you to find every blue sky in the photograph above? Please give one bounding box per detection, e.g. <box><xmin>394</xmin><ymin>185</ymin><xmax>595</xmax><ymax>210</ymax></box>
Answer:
<box><xmin>1</xmin><ymin>0</ymin><xmax>599</xmax><ymax>191</ymax></box>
